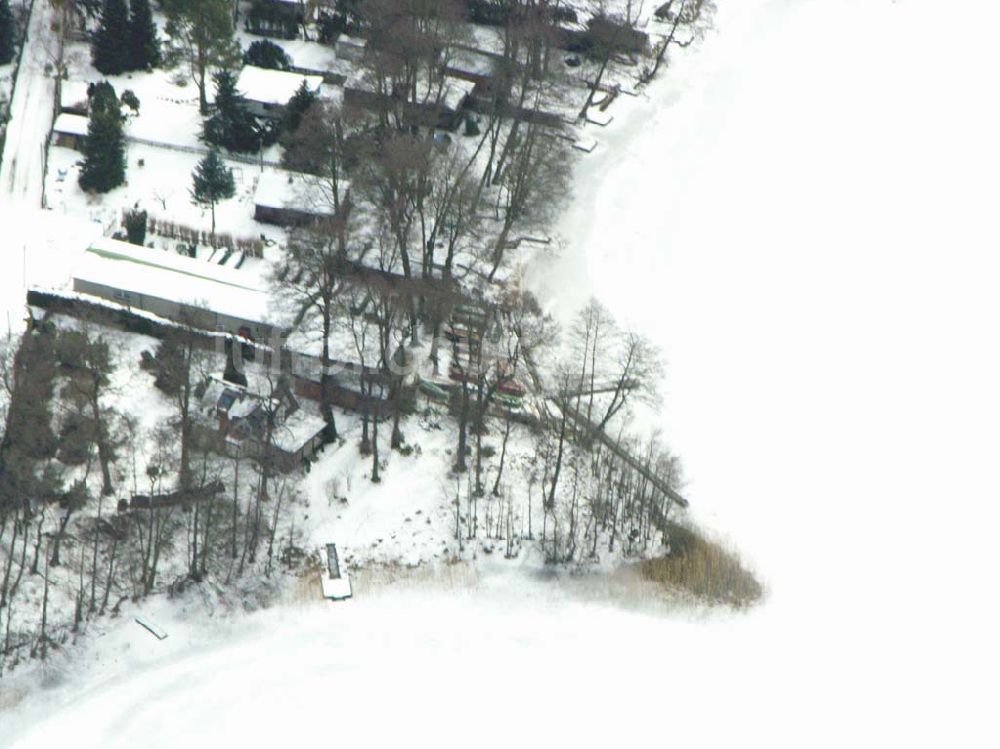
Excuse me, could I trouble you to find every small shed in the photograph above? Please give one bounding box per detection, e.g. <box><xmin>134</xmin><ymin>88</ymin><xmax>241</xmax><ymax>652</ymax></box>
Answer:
<box><xmin>253</xmin><ymin>169</ymin><xmax>348</xmax><ymax>227</ymax></box>
<box><xmin>264</xmin><ymin>0</ymin><xmax>317</xmax><ymax>21</ymax></box>
<box><xmin>290</xmin><ymin>356</ymin><xmax>388</xmax><ymax>415</ymax></box>
<box><xmin>439</xmin><ymin>78</ymin><xmax>476</xmax><ymax>122</ymax></box>
<box><xmin>335</xmin><ymin>34</ymin><xmax>366</xmax><ymax>62</ymax></box>
<box><xmin>53</xmin><ymin>113</ymin><xmax>89</xmax><ymax>151</ymax></box>
<box><xmin>443</xmin><ymin>46</ymin><xmax>504</xmax><ymax>87</ymax></box>
<box><xmin>280</xmin><ymin>39</ymin><xmax>353</xmax><ymax>84</ymax></box>
<box><xmin>245</xmin><ymin>0</ymin><xmax>317</xmax><ymax>38</ymax></box>
<box><xmin>235</xmin><ymin>65</ymin><xmax>323</xmax><ymax>118</ymax></box>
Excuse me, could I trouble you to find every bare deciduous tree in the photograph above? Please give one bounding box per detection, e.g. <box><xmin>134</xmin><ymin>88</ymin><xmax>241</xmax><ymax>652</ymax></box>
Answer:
<box><xmin>488</xmin><ymin>123</ymin><xmax>570</xmax><ymax>280</ymax></box>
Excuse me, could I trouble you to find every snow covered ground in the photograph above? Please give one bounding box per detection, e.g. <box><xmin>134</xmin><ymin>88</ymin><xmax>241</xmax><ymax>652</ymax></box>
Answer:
<box><xmin>3</xmin><ymin>0</ymin><xmax>1000</xmax><ymax>745</ymax></box>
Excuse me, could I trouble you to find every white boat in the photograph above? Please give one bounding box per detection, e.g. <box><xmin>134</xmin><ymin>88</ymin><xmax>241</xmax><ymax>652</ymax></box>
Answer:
<box><xmin>319</xmin><ymin>543</ymin><xmax>352</xmax><ymax>600</ymax></box>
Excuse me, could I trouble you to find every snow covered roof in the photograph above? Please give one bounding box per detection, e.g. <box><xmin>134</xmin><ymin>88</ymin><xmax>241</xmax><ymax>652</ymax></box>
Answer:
<box><xmin>445</xmin><ymin>47</ymin><xmax>500</xmax><ymax>78</ymax></box>
<box><xmin>272</xmin><ymin>407</ymin><xmax>326</xmax><ymax>453</ymax></box>
<box><xmin>201</xmin><ymin>375</ymin><xmax>325</xmax><ymax>454</ymax></box>
<box><xmin>335</xmin><ymin>34</ymin><xmax>366</xmax><ymax>52</ymax></box>
<box><xmin>278</xmin><ymin>40</ymin><xmax>339</xmax><ymax>72</ymax></box>
<box><xmin>53</xmin><ymin>113</ymin><xmax>89</xmax><ymax>137</ymax></box>
<box><xmin>237</xmin><ymin>66</ymin><xmax>323</xmax><ymax>106</ymax></box>
<box><xmin>60</xmin><ymin>80</ymin><xmax>91</xmax><ymax>111</ymax></box>
<box><xmin>396</xmin><ymin>75</ymin><xmax>476</xmax><ymax>112</ymax></box>
<box><xmin>441</xmin><ymin>77</ymin><xmax>476</xmax><ymax>112</ymax></box>
<box><xmin>254</xmin><ymin>169</ymin><xmax>346</xmax><ymax>217</ymax></box>
<box><xmin>206</xmin><ymin>378</ymin><xmax>260</xmax><ymax>421</ymax></box>
<box><xmin>73</xmin><ymin>238</ymin><xmax>274</xmax><ymax>325</ymax></box>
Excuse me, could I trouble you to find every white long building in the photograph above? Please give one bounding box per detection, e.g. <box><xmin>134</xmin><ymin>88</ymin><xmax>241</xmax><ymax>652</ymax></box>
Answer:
<box><xmin>71</xmin><ymin>238</ymin><xmax>282</xmax><ymax>340</ymax></box>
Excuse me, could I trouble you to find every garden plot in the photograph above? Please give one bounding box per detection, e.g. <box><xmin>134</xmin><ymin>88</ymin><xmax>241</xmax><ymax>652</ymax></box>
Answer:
<box><xmin>45</xmin><ymin>142</ymin><xmax>284</xmax><ymax>248</ymax></box>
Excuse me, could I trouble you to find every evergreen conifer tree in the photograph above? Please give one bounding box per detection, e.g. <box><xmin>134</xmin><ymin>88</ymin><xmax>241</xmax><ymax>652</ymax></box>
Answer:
<box><xmin>128</xmin><ymin>0</ymin><xmax>161</xmax><ymax>71</ymax></box>
<box><xmin>191</xmin><ymin>149</ymin><xmax>235</xmax><ymax>246</ymax></box>
<box><xmin>202</xmin><ymin>70</ymin><xmax>261</xmax><ymax>153</ymax></box>
<box><xmin>87</xmin><ymin>80</ymin><xmax>120</xmax><ymax>113</ymax></box>
<box><xmin>243</xmin><ymin>39</ymin><xmax>292</xmax><ymax>70</ymax></box>
<box><xmin>123</xmin><ymin>207</ymin><xmax>148</xmax><ymax>245</ymax></box>
<box><xmin>92</xmin><ymin>0</ymin><xmax>131</xmax><ymax>75</ymax></box>
<box><xmin>79</xmin><ymin>83</ymin><xmax>126</xmax><ymax>193</ymax></box>
<box><xmin>281</xmin><ymin>80</ymin><xmax>317</xmax><ymax>136</ymax></box>
<box><xmin>0</xmin><ymin>0</ymin><xmax>16</xmax><ymax>66</ymax></box>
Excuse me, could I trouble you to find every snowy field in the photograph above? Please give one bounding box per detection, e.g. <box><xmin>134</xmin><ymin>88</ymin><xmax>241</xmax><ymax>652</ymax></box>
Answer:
<box><xmin>3</xmin><ymin>0</ymin><xmax>1000</xmax><ymax>745</ymax></box>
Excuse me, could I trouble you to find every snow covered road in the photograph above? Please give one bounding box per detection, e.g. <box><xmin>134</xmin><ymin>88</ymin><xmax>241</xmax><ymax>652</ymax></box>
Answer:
<box><xmin>0</xmin><ymin>0</ymin><xmax>56</xmax><ymax>206</ymax></box>
<box><xmin>3</xmin><ymin>0</ymin><xmax>999</xmax><ymax>746</ymax></box>
<box><xmin>0</xmin><ymin>2</ymin><xmax>98</xmax><ymax>336</ymax></box>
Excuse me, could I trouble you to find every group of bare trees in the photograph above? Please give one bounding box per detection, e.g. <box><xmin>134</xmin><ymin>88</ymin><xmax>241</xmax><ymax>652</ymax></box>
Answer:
<box><xmin>447</xmin><ymin>389</ymin><xmax>684</xmax><ymax>564</ymax></box>
<box><xmin>0</xmin><ymin>319</ymin><xmax>303</xmax><ymax>672</ymax></box>
<box><xmin>137</xmin><ymin>327</ymin><xmax>303</xmax><ymax>587</ymax></box>
<box><xmin>359</xmin><ymin>0</ymin><xmax>468</xmax><ymax>132</ymax></box>
<box><xmin>276</xmin><ymin>1</ymin><xmax>705</xmax><ymax>547</ymax></box>
<box><xmin>271</xmin><ymin>1</ymin><xmax>700</xmax><ymax>508</ymax></box>
<box><xmin>271</xmin><ymin>1</ymin><xmax>581</xmax><ymax>483</ymax></box>
<box><xmin>439</xmin><ymin>295</ymin><xmax>679</xmax><ymax>563</ymax></box>
<box><xmin>0</xmin><ymin>323</ymin><xmax>126</xmax><ymax>670</ymax></box>
<box><xmin>533</xmin><ymin>428</ymin><xmax>683</xmax><ymax>563</ymax></box>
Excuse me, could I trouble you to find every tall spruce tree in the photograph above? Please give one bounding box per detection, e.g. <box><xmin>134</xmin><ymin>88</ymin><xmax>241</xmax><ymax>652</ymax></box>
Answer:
<box><xmin>92</xmin><ymin>0</ymin><xmax>131</xmax><ymax>75</ymax></box>
<box><xmin>79</xmin><ymin>83</ymin><xmax>126</xmax><ymax>193</ymax></box>
<box><xmin>202</xmin><ymin>70</ymin><xmax>261</xmax><ymax>153</ymax></box>
<box><xmin>191</xmin><ymin>149</ymin><xmax>235</xmax><ymax>246</ymax></box>
<box><xmin>128</xmin><ymin>0</ymin><xmax>161</xmax><ymax>71</ymax></box>
<box><xmin>0</xmin><ymin>0</ymin><xmax>15</xmax><ymax>66</ymax></box>
<box><xmin>281</xmin><ymin>80</ymin><xmax>317</xmax><ymax>136</ymax></box>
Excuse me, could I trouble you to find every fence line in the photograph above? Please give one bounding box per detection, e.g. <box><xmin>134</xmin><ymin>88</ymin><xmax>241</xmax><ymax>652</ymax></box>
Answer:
<box><xmin>137</xmin><ymin>211</ymin><xmax>265</xmax><ymax>258</ymax></box>
<box><xmin>125</xmin><ymin>135</ymin><xmax>284</xmax><ymax>169</ymax></box>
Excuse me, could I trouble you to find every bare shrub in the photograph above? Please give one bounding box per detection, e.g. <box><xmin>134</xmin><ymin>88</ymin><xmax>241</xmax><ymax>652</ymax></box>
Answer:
<box><xmin>640</xmin><ymin>522</ymin><xmax>763</xmax><ymax>607</ymax></box>
<box><xmin>143</xmin><ymin>214</ymin><xmax>263</xmax><ymax>256</ymax></box>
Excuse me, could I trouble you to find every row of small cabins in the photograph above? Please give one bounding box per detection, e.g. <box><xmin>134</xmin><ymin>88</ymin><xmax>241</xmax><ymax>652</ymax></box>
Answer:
<box><xmin>54</xmin><ymin>65</ymin><xmax>484</xmax><ymax>142</ymax></box>
<box><xmin>50</xmin><ymin>101</ymin><xmax>345</xmax><ymax>231</ymax></box>
<box><xmin>53</xmin><ymin>66</ymin><xmax>331</xmax><ymax>152</ymax></box>
<box><xmin>243</xmin><ymin>0</ymin><xmax>652</xmax><ymax>59</ymax></box>
<box><xmin>53</xmin><ymin>3</ymin><xmax>614</xmax><ymax>151</ymax></box>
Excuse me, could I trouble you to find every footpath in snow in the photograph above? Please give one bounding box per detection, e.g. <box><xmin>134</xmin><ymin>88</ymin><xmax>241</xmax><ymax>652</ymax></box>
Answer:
<box><xmin>0</xmin><ymin>0</ymin><xmax>56</xmax><ymax>206</ymax></box>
